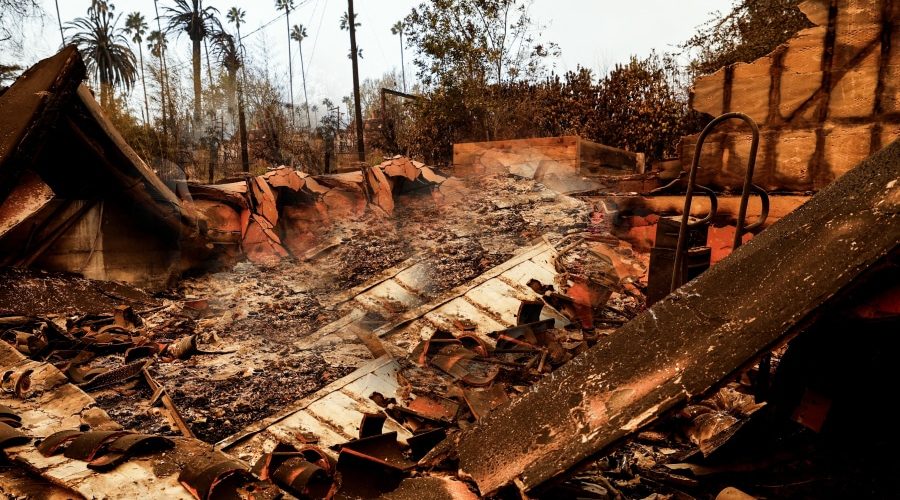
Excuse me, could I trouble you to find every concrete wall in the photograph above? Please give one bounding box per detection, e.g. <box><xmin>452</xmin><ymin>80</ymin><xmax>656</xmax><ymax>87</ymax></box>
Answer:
<box><xmin>684</xmin><ymin>0</ymin><xmax>900</xmax><ymax>191</ymax></box>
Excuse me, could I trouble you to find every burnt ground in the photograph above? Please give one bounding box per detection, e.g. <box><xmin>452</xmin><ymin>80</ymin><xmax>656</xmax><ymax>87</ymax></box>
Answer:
<box><xmin>0</xmin><ymin>267</ymin><xmax>158</xmax><ymax>316</ymax></box>
<box><xmin>83</xmin><ymin>172</ymin><xmax>590</xmax><ymax>444</ymax></box>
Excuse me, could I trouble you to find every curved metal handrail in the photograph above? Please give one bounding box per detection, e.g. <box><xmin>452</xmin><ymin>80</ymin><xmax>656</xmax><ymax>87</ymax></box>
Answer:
<box><xmin>650</xmin><ymin>175</ymin><xmax>719</xmax><ymax>228</ymax></box>
<box><xmin>670</xmin><ymin>112</ymin><xmax>762</xmax><ymax>293</ymax></box>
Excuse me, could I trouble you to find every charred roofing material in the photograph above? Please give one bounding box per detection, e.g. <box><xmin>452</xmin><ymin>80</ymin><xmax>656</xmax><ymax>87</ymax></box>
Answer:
<box><xmin>448</xmin><ymin>138</ymin><xmax>900</xmax><ymax>495</ymax></box>
<box><xmin>0</xmin><ymin>47</ymin><xmax>204</xmax><ymax>242</ymax></box>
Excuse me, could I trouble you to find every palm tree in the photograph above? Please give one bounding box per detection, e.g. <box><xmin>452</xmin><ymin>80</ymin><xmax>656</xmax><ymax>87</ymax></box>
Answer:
<box><xmin>66</xmin><ymin>0</ymin><xmax>137</xmax><ymax>108</ymax></box>
<box><xmin>147</xmin><ymin>30</ymin><xmax>167</xmax><ymax>110</ymax></box>
<box><xmin>226</xmin><ymin>7</ymin><xmax>245</xmax><ymax>50</ymax></box>
<box><xmin>226</xmin><ymin>8</ymin><xmax>249</xmax><ymax>89</ymax></box>
<box><xmin>390</xmin><ymin>21</ymin><xmax>406</xmax><ymax>92</ymax></box>
<box><xmin>275</xmin><ymin>0</ymin><xmax>296</xmax><ymax>129</ymax></box>
<box><xmin>164</xmin><ymin>0</ymin><xmax>222</xmax><ymax>122</ymax></box>
<box><xmin>125</xmin><ymin>12</ymin><xmax>150</xmax><ymax>127</ymax></box>
<box><xmin>152</xmin><ymin>0</ymin><xmax>170</xmax><ymax>140</ymax></box>
<box><xmin>290</xmin><ymin>24</ymin><xmax>311</xmax><ymax>129</ymax></box>
<box><xmin>212</xmin><ymin>32</ymin><xmax>250</xmax><ymax>174</ymax></box>
<box><xmin>311</xmin><ymin>104</ymin><xmax>318</xmax><ymax>126</ymax></box>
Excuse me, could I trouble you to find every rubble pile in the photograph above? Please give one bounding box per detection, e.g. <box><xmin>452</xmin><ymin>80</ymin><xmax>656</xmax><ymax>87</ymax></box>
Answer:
<box><xmin>192</xmin><ymin>156</ymin><xmax>455</xmax><ymax>266</ymax></box>
<box><xmin>1</xmin><ymin>4</ymin><xmax>899</xmax><ymax>496</ymax></box>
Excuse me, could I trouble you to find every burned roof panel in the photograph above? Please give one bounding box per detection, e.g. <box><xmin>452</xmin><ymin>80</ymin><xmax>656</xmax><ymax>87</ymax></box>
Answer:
<box><xmin>0</xmin><ymin>48</ymin><xmax>203</xmax><ymax>243</ymax></box>
<box><xmin>451</xmin><ymin>139</ymin><xmax>900</xmax><ymax>495</ymax></box>
<box><xmin>0</xmin><ymin>47</ymin><xmax>84</xmax><ymax>203</ymax></box>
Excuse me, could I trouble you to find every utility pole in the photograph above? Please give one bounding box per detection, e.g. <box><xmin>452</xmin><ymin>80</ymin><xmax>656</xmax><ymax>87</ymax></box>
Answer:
<box><xmin>54</xmin><ymin>0</ymin><xmax>65</xmax><ymax>46</ymax></box>
<box><xmin>347</xmin><ymin>0</ymin><xmax>365</xmax><ymax>162</ymax></box>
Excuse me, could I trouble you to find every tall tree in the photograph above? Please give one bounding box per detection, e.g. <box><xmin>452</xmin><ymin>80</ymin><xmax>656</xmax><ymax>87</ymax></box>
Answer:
<box><xmin>125</xmin><ymin>12</ymin><xmax>151</xmax><ymax>127</ymax></box>
<box><xmin>341</xmin><ymin>2</ymin><xmax>365</xmax><ymax>161</ymax></box>
<box><xmin>226</xmin><ymin>7</ymin><xmax>246</xmax><ymax>60</ymax></box>
<box><xmin>147</xmin><ymin>29</ymin><xmax>170</xmax><ymax>137</ymax></box>
<box><xmin>341</xmin><ymin>95</ymin><xmax>352</xmax><ymax>119</ymax></box>
<box><xmin>390</xmin><ymin>21</ymin><xmax>406</xmax><ymax>92</ymax></box>
<box><xmin>152</xmin><ymin>0</ymin><xmax>170</xmax><ymax>139</ymax></box>
<box><xmin>276</xmin><ymin>0</ymin><xmax>296</xmax><ymax>129</ymax></box>
<box><xmin>66</xmin><ymin>0</ymin><xmax>137</xmax><ymax>108</ymax></box>
<box><xmin>212</xmin><ymin>32</ymin><xmax>250</xmax><ymax>173</ymax></box>
<box><xmin>164</xmin><ymin>0</ymin><xmax>222</xmax><ymax>122</ymax></box>
<box><xmin>290</xmin><ymin>24</ymin><xmax>312</xmax><ymax>129</ymax></box>
<box><xmin>402</xmin><ymin>0</ymin><xmax>556</xmax><ymax>88</ymax></box>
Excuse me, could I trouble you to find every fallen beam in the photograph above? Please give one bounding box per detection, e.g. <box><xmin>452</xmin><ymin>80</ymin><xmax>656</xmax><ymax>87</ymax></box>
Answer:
<box><xmin>449</xmin><ymin>139</ymin><xmax>900</xmax><ymax>495</ymax></box>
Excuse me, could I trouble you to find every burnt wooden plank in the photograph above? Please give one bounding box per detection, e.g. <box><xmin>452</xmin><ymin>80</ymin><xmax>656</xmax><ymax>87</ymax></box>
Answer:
<box><xmin>452</xmin><ymin>138</ymin><xmax>900</xmax><ymax>495</ymax></box>
<box><xmin>0</xmin><ymin>47</ymin><xmax>84</xmax><ymax>203</ymax></box>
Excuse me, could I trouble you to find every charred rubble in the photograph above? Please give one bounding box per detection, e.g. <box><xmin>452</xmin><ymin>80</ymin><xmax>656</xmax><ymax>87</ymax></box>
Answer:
<box><xmin>2</xmin><ymin>1</ymin><xmax>900</xmax><ymax>498</ymax></box>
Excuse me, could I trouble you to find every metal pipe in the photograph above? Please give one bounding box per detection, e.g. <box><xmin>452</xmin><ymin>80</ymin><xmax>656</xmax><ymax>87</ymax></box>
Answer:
<box><xmin>671</xmin><ymin>112</ymin><xmax>760</xmax><ymax>293</ymax></box>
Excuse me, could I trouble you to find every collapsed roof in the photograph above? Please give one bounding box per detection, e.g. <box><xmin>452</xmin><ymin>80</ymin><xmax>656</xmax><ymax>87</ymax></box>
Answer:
<box><xmin>0</xmin><ymin>46</ymin><xmax>204</xmax><ymax>243</ymax></box>
<box><xmin>0</xmin><ymin>48</ymin><xmax>451</xmax><ymax>288</ymax></box>
<box><xmin>444</xmin><ymin>137</ymin><xmax>900</xmax><ymax>495</ymax></box>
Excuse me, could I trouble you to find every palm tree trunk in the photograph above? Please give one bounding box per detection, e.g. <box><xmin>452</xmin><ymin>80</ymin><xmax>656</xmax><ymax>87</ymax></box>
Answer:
<box><xmin>99</xmin><ymin>82</ymin><xmax>108</xmax><ymax>109</ymax></box>
<box><xmin>285</xmin><ymin>7</ymin><xmax>295</xmax><ymax>129</ymax></box>
<box><xmin>138</xmin><ymin>44</ymin><xmax>150</xmax><ymax>128</ymax></box>
<box><xmin>399</xmin><ymin>32</ymin><xmax>406</xmax><ymax>93</ymax></box>
<box><xmin>157</xmin><ymin>53</ymin><xmax>169</xmax><ymax>141</ymax></box>
<box><xmin>348</xmin><ymin>0</ymin><xmax>365</xmax><ymax>162</ymax></box>
<box><xmin>192</xmin><ymin>37</ymin><xmax>202</xmax><ymax>122</ymax></box>
<box><xmin>235</xmin><ymin>25</ymin><xmax>250</xmax><ymax>173</ymax></box>
<box><xmin>237</xmin><ymin>77</ymin><xmax>250</xmax><ymax>173</ymax></box>
<box><xmin>153</xmin><ymin>0</ymin><xmax>168</xmax><ymax>143</ymax></box>
<box><xmin>298</xmin><ymin>41</ymin><xmax>311</xmax><ymax>130</ymax></box>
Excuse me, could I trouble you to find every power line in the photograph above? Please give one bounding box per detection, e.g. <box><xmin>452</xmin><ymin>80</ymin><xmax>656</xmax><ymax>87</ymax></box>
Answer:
<box><xmin>292</xmin><ymin>0</ymin><xmax>320</xmax><ymax>93</ymax></box>
<box><xmin>305</xmin><ymin>0</ymin><xmax>330</xmax><ymax>75</ymax></box>
<box><xmin>239</xmin><ymin>0</ymin><xmax>312</xmax><ymax>41</ymax></box>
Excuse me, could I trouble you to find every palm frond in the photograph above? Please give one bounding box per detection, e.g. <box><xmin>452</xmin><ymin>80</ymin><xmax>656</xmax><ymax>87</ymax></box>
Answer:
<box><xmin>66</xmin><ymin>1</ymin><xmax>137</xmax><ymax>92</ymax></box>
<box><xmin>164</xmin><ymin>0</ymin><xmax>222</xmax><ymax>41</ymax></box>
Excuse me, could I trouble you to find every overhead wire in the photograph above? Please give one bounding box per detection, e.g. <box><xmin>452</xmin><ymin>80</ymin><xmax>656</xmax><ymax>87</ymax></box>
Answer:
<box><xmin>239</xmin><ymin>0</ymin><xmax>312</xmax><ymax>42</ymax></box>
<box><xmin>305</xmin><ymin>0</ymin><xmax>330</xmax><ymax>75</ymax></box>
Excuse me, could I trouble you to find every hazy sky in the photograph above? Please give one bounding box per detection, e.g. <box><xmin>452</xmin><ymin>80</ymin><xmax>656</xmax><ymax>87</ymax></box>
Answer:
<box><xmin>4</xmin><ymin>1</ymin><xmax>729</xmax><ymax>113</ymax></box>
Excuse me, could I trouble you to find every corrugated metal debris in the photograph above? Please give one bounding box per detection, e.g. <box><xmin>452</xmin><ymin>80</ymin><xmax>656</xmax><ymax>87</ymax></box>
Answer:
<box><xmin>1</xmin><ymin>6</ymin><xmax>899</xmax><ymax>496</ymax></box>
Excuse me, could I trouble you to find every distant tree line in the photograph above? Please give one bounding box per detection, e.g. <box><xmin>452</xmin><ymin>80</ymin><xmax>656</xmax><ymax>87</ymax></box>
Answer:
<box><xmin>373</xmin><ymin>0</ymin><xmax>812</xmax><ymax>165</ymax></box>
<box><xmin>0</xmin><ymin>0</ymin><xmax>813</xmax><ymax>177</ymax></box>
